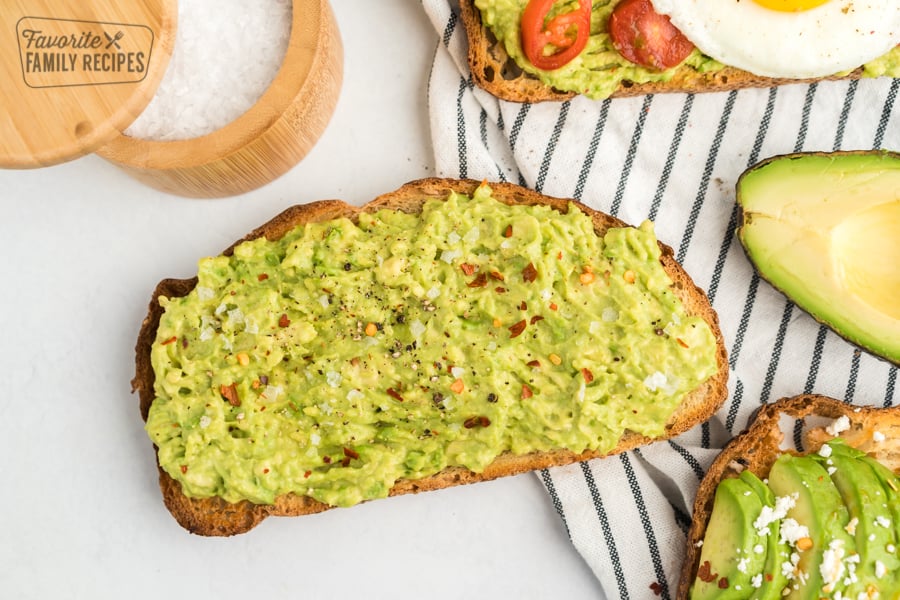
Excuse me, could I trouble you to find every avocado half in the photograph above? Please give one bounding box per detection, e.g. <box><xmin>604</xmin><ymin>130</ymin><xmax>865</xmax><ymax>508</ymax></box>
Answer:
<box><xmin>736</xmin><ymin>150</ymin><xmax>900</xmax><ymax>366</ymax></box>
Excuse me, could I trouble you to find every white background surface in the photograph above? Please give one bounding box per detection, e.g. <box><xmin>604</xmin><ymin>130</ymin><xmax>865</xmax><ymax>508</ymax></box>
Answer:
<box><xmin>0</xmin><ymin>3</ymin><xmax>606</xmax><ymax>598</ymax></box>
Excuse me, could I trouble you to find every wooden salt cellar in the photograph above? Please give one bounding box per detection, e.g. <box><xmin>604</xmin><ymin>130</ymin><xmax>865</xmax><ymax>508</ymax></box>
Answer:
<box><xmin>96</xmin><ymin>0</ymin><xmax>343</xmax><ymax>198</ymax></box>
<box><xmin>0</xmin><ymin>0</ymin><xmax>176</xmax><ymax>168</ymax></box>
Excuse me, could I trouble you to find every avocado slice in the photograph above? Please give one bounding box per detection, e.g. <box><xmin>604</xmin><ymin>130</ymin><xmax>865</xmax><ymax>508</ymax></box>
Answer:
<box><xmin>813</xmin><ymin>440</ymin><xmax>900</xmax><ymax>595</ymax></box>
<box><xmin>738</xmin><ymin>471</ymin><xmax>790</xmax><ymax>600</ymax></box>
<box><xmin>766</xmin><ymin>453</ymin><xmax>856</xmax><ymax>599</ymax></box>
<box><xmin>736</xmin><ymin>150</ymin><xmax>900</xmax><ymax>365</ymax></box>
<box><xmin>690</xmin><ymin>476</ymin><xmax>769</xmax><ymax>599</ymax></box>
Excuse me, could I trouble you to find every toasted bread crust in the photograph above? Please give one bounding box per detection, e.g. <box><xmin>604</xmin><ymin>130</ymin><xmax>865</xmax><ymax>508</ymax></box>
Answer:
<box><xmin>133</xmin><ymin>178</ymin><xmax>728</xmax><ymax>535</ymax></box>
<box><xmin>459</xmin><ymin>0</ymin><xmax>862</xmax><ymax>103</ymax></box>
<box><xmin>677</xmin><ymin>395</ymin><xmax>900</xmax><ymax>599</ymax></box>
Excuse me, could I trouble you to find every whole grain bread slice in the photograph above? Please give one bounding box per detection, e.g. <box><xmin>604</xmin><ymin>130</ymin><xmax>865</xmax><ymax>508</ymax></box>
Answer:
<box><xmin>133</xmin><ymin>178</ymin><xmax>728</xmax><ymax>536</ymax></box>
<box><xmin>459</xmin><ymin>0</ymin><xmax>862</xmax><ymax>103</ymax></box>
<box><xmin>676</xmin><ymin>394</ymin><xmax>900</xmax><ymax>599</ymax></box>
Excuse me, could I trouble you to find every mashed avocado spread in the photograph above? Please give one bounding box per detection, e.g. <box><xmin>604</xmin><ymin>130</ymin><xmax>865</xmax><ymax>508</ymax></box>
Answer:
<box><xmin>147</xmin><ymin>185</ymin><xmax>718</xmax><ymax>507</ymax></box>
<box><xmin>475</xmin><ymin>0</ymin><xmax>900</xmax><ymax>99</ymax></box>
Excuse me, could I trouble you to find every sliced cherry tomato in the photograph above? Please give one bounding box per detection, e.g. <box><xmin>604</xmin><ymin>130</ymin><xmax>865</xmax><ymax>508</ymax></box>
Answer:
<box><xmin>521</xmin><ymin>0</ymin><xmax>592</xmax><ymax>71</ymax></box>
<box><xmin>608</xmin><ymin>0</ymin><xmax>694</xmax><ymax>71</ymax></box>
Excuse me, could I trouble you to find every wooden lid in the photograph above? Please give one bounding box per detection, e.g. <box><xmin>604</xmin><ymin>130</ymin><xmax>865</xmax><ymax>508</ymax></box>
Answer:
<box><xmin>0</xmin><ymin>0</ymin><xmax>176</xmax><ymax>168</ymax></box>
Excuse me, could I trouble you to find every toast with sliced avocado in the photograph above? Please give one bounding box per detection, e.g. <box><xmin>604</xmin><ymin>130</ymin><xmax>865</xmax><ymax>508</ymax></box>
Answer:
<box><xmin>134</xmin><ymin>178</ymin><xmax>727</xmax><ymax>536</ymax></box>
<box><xmin>460</xmin><ymin>0</ymin><xmax>898</xmax><ymax>103</ymax></box>
<box><xmin>679</xmin><ymin>395</ymin><xmax>900</xmax><ymax>599</ymax></box>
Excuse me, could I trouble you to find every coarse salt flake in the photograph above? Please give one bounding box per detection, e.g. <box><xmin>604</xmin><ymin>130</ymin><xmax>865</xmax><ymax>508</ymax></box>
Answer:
<box><xmin>196</xmin><ymin>286</ymin><xmax>215</xmax><ymax>301</ymax></box>
<box><xmin>451</xmin><ymin>366</ymin><xmax>465</xmax><ymax>379</ymax></box>
<box><xmin>873</xmin><ymin>431</ymin><xmax>886</xmax><ymax>443</ymax></box>
<box><xmin>463</xmin><ymin>226</ymin><xmax>480</xmax><ymax>243</ymax></box>
<box><xmin>264</xmin><ymin>384</ymin><xmax>283</xmax><ymax>401</ymax></box>
<box><xmin>410</xmin><ymin>319</ymin><xmax>426</xmax><ymax>339</ymax></box>
<box><xmin>346</xmin><ymin>389</ymin><xmax>363</xmax><ymax>402</ymax></box>
<box><xmin>310</xmin><ymin>433</ymin><xmax>321</xmax><ymax>446</ymax></box>
<box><xmin>199</xmin><ymin>415</ymin><xmax>211</xmax><ymax>429</ymax></box>
<box><xmin>447</xmin><ymin>232</ymin><xmax>461</xmax><ymax>245</ymax></box>
<box><xmin>318</xmin><ymin>294</ymin><xmax>330</xmax><ymax>309</ymax></box>
<box><xmin>602</xmin><ymin>307</ymin><xmax>619</xmax><ymax>322</ymax></box>
<box><xmin>228</xmin><ymin>308</ymin><xmax>244</xmax><ymax>324</ymax></box>
<box><xmin>643</xmin><ymin>371</ymin><xmax>667</xmax><ymax>392</ymax></box>
<box><xmin>326</xmin><ymin>371</ymin><xmax>342</xmax><ymax>388</ymax></box>
<box><xmin>440</xmin><ymin>249</ymin><xmax>461</xmax><ymax>263</ymax></box>
<box><xmin>426</xmin><ymin>286</ymin><xmax>441</xmax><ymax>300</ymax></box>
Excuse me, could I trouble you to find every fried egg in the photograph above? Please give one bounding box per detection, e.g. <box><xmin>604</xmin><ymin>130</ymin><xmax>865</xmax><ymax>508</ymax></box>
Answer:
<box><xmin>649</xmin><ymin>0</ymin><xmax>900</xmax><ymax>78</ymax></box>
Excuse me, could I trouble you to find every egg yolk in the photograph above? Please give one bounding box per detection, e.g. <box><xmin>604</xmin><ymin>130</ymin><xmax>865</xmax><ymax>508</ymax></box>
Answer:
<box><xmin>752</xmin><ymin>0</ymin><xmax>830</xmax><ymax>11</ymax></box>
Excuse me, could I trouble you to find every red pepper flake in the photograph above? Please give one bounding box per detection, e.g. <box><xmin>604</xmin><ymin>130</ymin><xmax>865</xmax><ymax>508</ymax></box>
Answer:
<box><xmin>509</xmin><ymin>320</ymin><xmax>527</xmax><ymax>338</ymax></box>
<box><xmin>765</xmin><ymin>574</ymin><xmax>773</xmax><ymax>582</ymax></box>
<box><xmin>304</xmin><ymin>470</ymin><xmax>312</xmax><ymax>478</ymax></box>
<box><xmin>278</xmin><ymin>313</ymin><xmax>291</xmax><ymax>327</ymax></box>
<box><xmin>323</xmin><ymin>456</ymin><xmax>332</xmax><ymax>464</ymax></box>
<box><xmin>180</xmin><ymin>465</ymin><xmax>188</xmax><ymax>474</ymax></box>
<box><xmin>467</xmin><ymin>273</ymin><xmax>488</xmax><ymax>288</ymax></box>
<box><xmin>504</xmin><ymin>224</ymin><xmax>513</xmax><ymax>238</ymax></box>
<box><xmin>386</xmin><ymin>387</ymin><xmax>404</xmax><ymax>402</ymax></box>
<box><xmin>557</xmin><ymin>251</ymin><xmax>563</xmax><ymax>260</ymax></box>
<box><xmin>258</xmin><ymin>273</ymin><xmax>269</xmax><ymax>281</ymax></box>
<box><xmin>521</xmin><ymin>384</ymin><xmax>533</xmax><ymax>399</ymax></box>
<box><xmin>450</xmin><ymin>378</ymin><xmax>465</xmax><ymax>394</ymax></box>
<box><xmin>519</xmin><ymin>301</ymin><xmax>528</xmax><ymax>311</ymax></box>
<box><xmin>161</xmin><ymin>336</ymin><xmax>177</xmax><ymax>346</ymax></box>
<box><xmin>530</xmin><ymin>315</ymin><xmax>545</xmax><ymax>325</ymax></box>
<box><xmin>343</xmin><ymin>447</ymin><xmax>360</xmax><ymax>460</ymax></box>
<box><xmin>460</xmin><ymin>263</ymin><xmax>476</xmax><ymax>276</ymax></box>
<box><xmin>182</xmin><ymin>338</ymin><xmax>189</xmax><ymax>349</ymax></box>
<box><xmin>526</xmin><ymin>360</ymin><xmax>541</xmax><ymax>368</ymax></box>
<box><xmin>341</xmin><ymin>457</ymin><xmax>351</xmax><ymax>467</ymax></box>
<box><xmin>495</xmin><ymin>286</ymin><xmax>507</xmax><ymax>293</ymax></box>
<box><xmin>717</xmin><ymin>577</ymin><xmax>729</xmax><ymax>590</ymax></box>
<box><xmin>463</xmin><ymin>415</ymin><xmax>492</xmax><ymax>428</ymax></box>
<box><xmin>549</xmin><ymin>302</ymin><xmax>558</xmax><ymax>311</ymax></box>
<box><xmin>489</xmin><ymin>270</ymin><xmax>505</xmax><ymax>281</ymax></box>
<box><xmin>697</xmin><ymin>561</ymin><xmax>717</xmax><ymax>584</ymax></box>
<box><xmin>649</xmin><ymin>582</ymin><xmax>663</xmax><ymax>596</ymax></box>
<box><xmin>263</xmin><ymin>468</ymin><xmax>270</xmax><ymax>474</ymax></box>
<box><xmin>676</xmin><ymin>338</ymin><xmax>690</xmax><ymax>348</ymax></box>
<box><xmin>220</xmin><ymin>383</ymin><xmax>241</xmax><ymax>407</ymax></box>
<box><xmin>581</xmin><ymin>368</ymin><xmax>594</xmax><ymax>383</ymax></box>
<box><xmin>522</xmin><ymin>262</ymin><xmax>538</xmax><ymax>283</ymax></box>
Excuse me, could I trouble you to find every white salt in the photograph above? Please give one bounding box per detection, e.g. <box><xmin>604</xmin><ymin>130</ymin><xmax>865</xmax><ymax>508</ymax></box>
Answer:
<box><xmin>126</xmin><ymin>0</ymin><xmax>292</xmax><ymax>141</ymax></box>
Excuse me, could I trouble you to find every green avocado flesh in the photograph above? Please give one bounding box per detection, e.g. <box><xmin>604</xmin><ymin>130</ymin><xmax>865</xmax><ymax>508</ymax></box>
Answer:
<box><xmin>691</xmin><ymin>440</ymin><xmax>900</xmax><ymax>599</ymax></box>
<box><xmin>146</xmin><ymin>185</ymin><xmax>719</xmax><ymax>507</ymax></box>
<box><xmin>737</xmin><ymin>151</ymin><xmax>900</xmax><ymax>365</ymax></box>
<box><xmin>473</xmin><ymin>0</ymin><xmax>900</xmax><ymax>100</ymax></box>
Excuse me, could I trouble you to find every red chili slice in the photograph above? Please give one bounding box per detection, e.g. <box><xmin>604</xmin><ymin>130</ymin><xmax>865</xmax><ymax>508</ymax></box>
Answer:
<box><xmin>521</xmin><ymin>0</ymin><xmax>592</xmax><ymax>71</ymax></box>
<box><xmin>608</xmin><ymin>0</ymin><xmax>694</xmax><ymax>71</ymax></box>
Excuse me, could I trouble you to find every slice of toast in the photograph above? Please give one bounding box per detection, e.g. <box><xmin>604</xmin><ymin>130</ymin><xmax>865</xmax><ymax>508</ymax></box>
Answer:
<box><xmin>677</xmin><ymin>394</ymin><xmax>900</xmax><ymax>599</ymax></box>
<box><xmin>133</xmin><ymin>178</ymin><xmax>728</xmax><ymax>536</ymax></box>
<box><xmin>459</xmin><ymin>0</ymin><xmax>862</xmax><ymax>103</ymax></box>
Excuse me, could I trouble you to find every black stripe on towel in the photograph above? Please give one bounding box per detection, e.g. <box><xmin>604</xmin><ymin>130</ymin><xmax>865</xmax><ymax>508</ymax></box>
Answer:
<box><xmin>509</xmin><ymin>104</ymin><xmax>532</xmax><ymax>187</ymax></box>
<box><xmin>456</xmin><ymin>76</ymin><xmax>468</xmax><ymax>179</ymax></box>
<box><xmin>574</xmin><ymin>100</ymin><xmax>611</xmax><ymax>200</ymax></box>
<box><xmin>536</xmin><ymin>101</ymin><xmax>571</xmax><ymax>192</ymax></box>
<box><xmin>441</xmin><ymin>8</ymin><xmax>457</xmax><ymax>47</ymax></box>
<box><xmin>621</xmin><ymin>452</ymin><xmax>670</xmax><ymax>600</ymax></box>
<box><xmin>581</xmin><ymin>461</ymin><xmax>629</xmax><ymax>599</ymax></box>
<box><xmin>667</xmin><ymin>440</ymin><xmax>705</xmax><ymax>481</ymax></box>
<box><xmin>610</xmin><ymin>94</ymin><xmax>654</xmax><ymax>217</ymax></box>
<box><xmin>676</xmin><ymin>90</ymin><xmax>737</xmax><ymax>265</ymax></box>
<box><xmin>885</xmin><ymin>368</ymin><xmax>897</xmax><ymax>408</ymax></box>
<box><xmin>540</xmin><ymin>469</ymin><xmax>570</xmax><ymax>538</ymax></box>
<box><xmin>833</xmin><ymin>79</ymin><xmax>858</xmax><ymax>150</ymax></box>
<box><xmin>874</xmin><ymin>79</ymin><xmax>900</xmax><ymax>149</ymax></box>
<box><xmin>648</xmin><ymin>94</ymin><xmax>694</xmax><ymax>222</ymax></box>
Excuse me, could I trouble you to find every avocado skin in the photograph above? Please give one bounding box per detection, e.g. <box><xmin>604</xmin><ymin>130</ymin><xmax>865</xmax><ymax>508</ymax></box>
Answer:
<box><xmin>766</xmin><ymin>453</ymin><xmax>856</xmax><ymax>599</ymax></box>
<box><xmin>736</xmin><ymin>149</ymin><xmax>900</xmax><ymax>367</ymax></box>
<box><xmin>690</xmin><ymin>476</ymin><xmax>768</xmax><ymax>600</ymax></box>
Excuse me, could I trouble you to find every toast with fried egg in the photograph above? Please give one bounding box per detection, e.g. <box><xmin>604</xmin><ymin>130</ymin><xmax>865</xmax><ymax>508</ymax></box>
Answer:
<box><xmin>462</xmin><ymin>0</ymin><xmax>899</xmax><ymax>103</ymax></box>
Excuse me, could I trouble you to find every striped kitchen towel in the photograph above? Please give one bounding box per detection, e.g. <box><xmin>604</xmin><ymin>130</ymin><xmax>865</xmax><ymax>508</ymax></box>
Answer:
<box><xmin>421</xmin><ymin>1</ymin><xmax>900</xmax><ymax>598</ymax></box>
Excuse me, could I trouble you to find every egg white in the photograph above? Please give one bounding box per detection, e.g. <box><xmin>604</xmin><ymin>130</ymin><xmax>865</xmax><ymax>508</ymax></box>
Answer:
<box><xmin>649</xmin><ymin>0</ymin><xmax>900</xmax><ymax>78</ymax></box>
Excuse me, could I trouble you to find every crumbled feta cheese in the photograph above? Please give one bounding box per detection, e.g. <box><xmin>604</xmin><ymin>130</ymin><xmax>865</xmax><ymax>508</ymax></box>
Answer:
<box><xmin>643</xmin><ymin>371</ymin><xmax>668</xmax><ymax>392</ymax></box>
<box><xmin>820</xmin><ymin>539</ymin><xmax>846</xmax><ymax>590</ymax></box>
<box><xmin>541</xmin><ymin>288</ymin><xmax>553</xmax><ymax>301</ymax></box>
<box><xmin>244</xmin><ymin>316</ymin><xmax>259</xmax><ymax>334</ymax></box>
<box><xmin>754</xmin><ymin>493</ymin><xmax>797</xmax><ymax>535</ymax></box>
<box><xmin>447</xmin><ymin>232</ymin><xmax>461</xmax><ymax>245</ymax></box>
<box><xmin>888</xmin><ymin>544</ymin><xmax>896</xmax><ymax>553</ymax></box>
<box><xmin>500</xmin><ymin>239</ymin><xmax>511</xmax><ymax>249</ymax></box>
<box><xmin>451</xmin><ymin>366</ymin><xmax>465</xmax><ymax>379</ymax></box>
<box><xmin>199</xmin><ymin>415</ymin><xmax>211</xmax><ymax>429</ymax></box>
<box><xmin>828</xmin><ymin>466</ymin><xmax>838</xmax><ymax>476</ymax></box>
<box><xmin>227</xmin><ymin>308</ymin><xmax>244</xmax><ymax>324</ymax></box>
<box><xmin>826</xmin><ymin>415</ymin><xmax>851</xmax><ymax>436</ymax></box>
<box><xmin>876</xmin><ymin>516</ymin><xmax>891</xmax><ymax>528</ymax></box>
<box><xmin>818</xmin><ymin>443</ymin><xmax>833</xmax><ymax>458</ymax></box>
<box><xmin>215</xmin><ymin>302</ymin><xmax>227</xmax><ymax>315</ymax></box>
<box><xmin>426</xmin><ymin>286</ymin><xmax>441</xmax><ymax>299</ymax></box>
<box><xmin>876</xmin><ymin>560</ymin><xmax>887</xmax><ymax>579</ymax></box>
<box><xmin>310</xmin><ymin>433</ymin><xmax>321</xmax><ymax>446</ymax></box>
<box><xmin>325</xmin><ymin>371</ymin><xmax>342</xmax><ymax>388</ymax></box>
<box><xmin>845</xmin><ymin>517</ymin><xmax>859</xmax><ymax>536</ymax></box>
<box><xmin>318</xmin><ymin>401</ymin><xmax>333</xmax><ymax>415</ymax></box>
<box><xmin>318</xmin><ymin>294</ymin><xmax>330</xmax><ymax>309</ymax></box>
<box><xmin>346</xmin><ymin>389</ymin><xmax>363</xmax><ymax>402</ymax></box>
<box><xmin>754</xmin><ymin>544</ymin><xmax>764</xmax><ymax>554</ymax></box>
<box><xmin>873</xmin><ymin>431</ymin><xmax>886</xmax><ymax>443</ymax></box>
<box><xmin>751</xmin><ymin>574</ymin><xmax>762</xmax><ymax>589</ymax></box>
<box><xmin>737</xmin><ymin>557</ymin><xmax>750</xmax><ymax>573</ymax></box>
<box><xmin>199</xmin><ymin>326</ymin><xmax>214</xmax><ymax>341</ymax></box>
<box><xmin>779</xmin><ymin>518</ymin><xmax>810</xmax><ymax>546</ymax></box>
<box><xmin>196</xmin><ymin>286</ymin><xmax>215</xmax><ymax>301</ymax></box>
